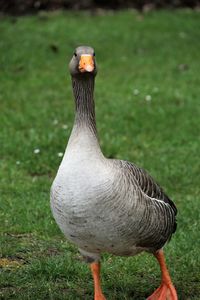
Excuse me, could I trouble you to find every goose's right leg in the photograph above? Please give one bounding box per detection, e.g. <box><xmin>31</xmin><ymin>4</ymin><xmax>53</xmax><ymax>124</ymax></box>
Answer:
<box><xmin>90</xmin><ymin>262</ymin><xmax>106</xmax><ymax>300</ymax></box>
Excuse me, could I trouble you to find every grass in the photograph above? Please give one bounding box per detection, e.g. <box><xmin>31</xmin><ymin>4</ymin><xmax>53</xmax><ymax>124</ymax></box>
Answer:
<box><xmin>0</xmin><ymin>8</ymin><xmax>200</xmax><ymax>300</ymax></box>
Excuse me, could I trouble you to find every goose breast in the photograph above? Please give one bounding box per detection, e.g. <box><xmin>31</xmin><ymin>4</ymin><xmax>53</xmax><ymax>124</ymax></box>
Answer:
<box><xmin>50</xmin><ymin>157</ymin><xmax>144</xmax><ymax>255</ymax></box>
<box><xmin>51</xmin><ymin>155</ymin><xmax>175</xmax><ymax>256</ymax></box>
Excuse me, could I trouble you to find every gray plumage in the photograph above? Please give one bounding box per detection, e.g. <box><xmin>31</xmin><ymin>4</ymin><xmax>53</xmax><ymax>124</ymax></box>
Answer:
<box><xmin>50</xmin><ymin>46</ymin><xmax>177</xmax><ymax>263</ymax></box>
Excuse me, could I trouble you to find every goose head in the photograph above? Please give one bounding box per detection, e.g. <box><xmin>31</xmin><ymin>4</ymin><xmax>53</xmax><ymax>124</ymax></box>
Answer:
<box><xmin>69</xmin><ymin>46</ymin><xmax>97</xmax><ymax>77</ymax></box>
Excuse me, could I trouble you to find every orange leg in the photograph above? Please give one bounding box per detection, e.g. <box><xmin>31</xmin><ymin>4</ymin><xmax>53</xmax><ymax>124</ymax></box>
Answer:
<box><xmin>147</xmin><ymin>250</ymin><xmax>178</xmax><ymax>300</ymax></box>
<box><xmin>90</xmin><ymin>262</ymin><xmax>106</xmax><ymax>300</ymax></box>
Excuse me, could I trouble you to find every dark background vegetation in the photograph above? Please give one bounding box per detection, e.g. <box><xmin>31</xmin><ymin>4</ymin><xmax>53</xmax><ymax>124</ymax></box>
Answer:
<box><xmin>1</xmin><ymin>0</ymin><xmax>200</xmax><ymax>15</ymax></box>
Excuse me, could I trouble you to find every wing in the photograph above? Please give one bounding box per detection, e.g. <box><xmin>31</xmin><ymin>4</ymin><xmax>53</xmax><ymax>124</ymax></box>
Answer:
<box><xmin>117</xmin><ymin>160</ymin><xmax>177</xmax><ymax>233</ymax></box>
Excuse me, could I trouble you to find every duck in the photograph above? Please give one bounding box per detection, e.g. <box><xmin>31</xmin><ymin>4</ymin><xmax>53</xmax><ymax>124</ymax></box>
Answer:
<box><xmin>50</xmin><ymin>46</ymin><xmax>178</xmax><ymax>300</ymax></box>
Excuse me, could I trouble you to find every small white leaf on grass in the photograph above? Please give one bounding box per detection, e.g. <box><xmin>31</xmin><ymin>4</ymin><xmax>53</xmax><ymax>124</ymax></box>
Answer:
<box><xmin>153</xmin><ymin>87</ymin><xmax>159</xmax><ymax>93</ymax></box>
<box><xmin>57</xmin><ymin>152</ymin><xmax>63</xmax><ymax>157</ymax></box>
<box><xmin>62</xmin><ymin>124</ymin><xmax>68</xmax><ymax>130</ymax></box>
<box><xmin>133</xmin><ymin>89</ymin><xmax>139</xmax><ymax>95</ymax></box>
<box><xmin>34</xmin><ymin>148</ymin><xmax>40</xmax><ymax>154</ymax></box>
<box><xmin>145</xmin><ymin>95</ymin><xmax>152</xmax><ymax>101</ymax></box>
<box><xmin>53</xmin><ymin>119</ymin><xmax>58</xmax><ymax>125</ymax></box>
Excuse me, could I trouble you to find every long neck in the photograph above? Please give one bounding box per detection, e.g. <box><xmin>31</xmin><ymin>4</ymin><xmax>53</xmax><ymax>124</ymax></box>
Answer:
<box><xmin>72</xmin><ymin>75</ymin><xmax>97</xmax><ymax>135</ymax></box>
<box><xmin>67</xmin><ymin>74</ymin><xmax>103</xmax><ymax>158</ymax></box>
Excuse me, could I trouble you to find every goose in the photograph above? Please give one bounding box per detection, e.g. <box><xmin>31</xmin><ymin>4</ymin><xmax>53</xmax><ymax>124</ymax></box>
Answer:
<box><xmin>50</xmin><ymin>46</ymin><xmax>178</xmax><ymax>300</ymax></box>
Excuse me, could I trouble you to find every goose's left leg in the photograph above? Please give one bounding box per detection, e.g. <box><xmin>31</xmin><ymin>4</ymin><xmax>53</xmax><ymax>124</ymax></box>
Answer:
<box><xmin>90</xmin><ymin>262</ymin><xmax>106</xmax><ymax>300</ymax></box>
<box><xmin>147</xmin><ymin>250</ymin><xmax>178</xmax><ymax>300</ymax></box>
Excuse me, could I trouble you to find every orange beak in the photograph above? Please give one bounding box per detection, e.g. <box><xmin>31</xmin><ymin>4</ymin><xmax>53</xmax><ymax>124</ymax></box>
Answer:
<box><xmin>79</xmin><ymin>55</ymin><xmax>94</xmax><ymax>73</ymax></box>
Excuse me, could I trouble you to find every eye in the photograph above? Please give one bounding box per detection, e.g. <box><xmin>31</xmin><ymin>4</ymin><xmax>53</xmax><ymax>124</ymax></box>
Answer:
<box><xmin>93</xmin><ymin>52</ymin><xmax>95</xmax><ymax>57</ymax></box>
<box><xmin>74</xmin><ymin>52</ymin><xmax>77</xmax><ymax>57</ymax></box>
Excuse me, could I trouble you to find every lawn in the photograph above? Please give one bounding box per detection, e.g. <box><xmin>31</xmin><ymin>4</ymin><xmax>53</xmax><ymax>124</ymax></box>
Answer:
<box><xmin>0</xmin><ymin>9</ymin><xmax>200</xmax><ymax>300</ymax></box>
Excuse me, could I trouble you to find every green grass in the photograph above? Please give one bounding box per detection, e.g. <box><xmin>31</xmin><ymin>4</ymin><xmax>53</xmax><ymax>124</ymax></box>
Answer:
<box><xmin>0</xmin><ymin>9</ymin><xmax>200</xmax><ymax>299</ymax></box>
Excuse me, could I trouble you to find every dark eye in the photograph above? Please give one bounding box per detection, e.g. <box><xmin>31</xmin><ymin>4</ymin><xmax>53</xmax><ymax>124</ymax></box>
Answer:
<box><xmin>93</xmin><ymin>52</ymin><xmax>95</xmax><ymax>57</ymax></box>
<box><xmin>74</xmin><ymin>52</ymin><xmax>77</xmax><ymax>57</ymax></box>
